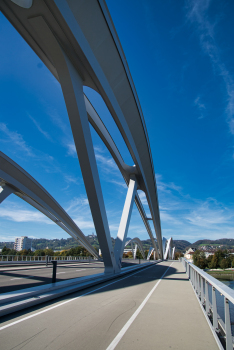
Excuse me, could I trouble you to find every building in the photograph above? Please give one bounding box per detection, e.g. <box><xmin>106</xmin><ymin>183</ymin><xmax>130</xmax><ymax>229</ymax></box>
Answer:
<box><xmin>184</xmin><ymin>248</ymin><xmax>197</xmax><ymax>262</ymax></box>
<box><xmin>14</xmin><ymin>236</ymin><xmax>32</xmax><ymax>251</ymax></box>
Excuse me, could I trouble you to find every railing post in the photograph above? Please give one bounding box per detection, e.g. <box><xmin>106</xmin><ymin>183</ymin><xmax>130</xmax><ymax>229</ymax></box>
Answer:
<box><xmin>205</xmin><ymin>281</ymin><xmax>209</xmax><ymax>315</ymax></box>
<box><xmin>201</xmin><ymin>277</ymin><xmax>205</xmax><ymax>306</ymax></box>
<box><xmin>212</xmin><ymin>286</ymin><xmax>218</xmax><ymax>332</ymax></box>
<box><xmin>197</xmin><ymin>273</ymin><xmax>201</xmax><ymax>298</ymax></box>
<box><xmin>194</xmin><ymin>270</ymin><xmax>196</xmax><ymax>290</ymax></box>
<box><xmin>224</xmin><ymin>297</ymin><xmax>232</xmax><ymax>350</ymax></box>
<box><xmin>52</xmin><ymin>260</ymin><xmax>57</xmax><ymax>283</ymax></box>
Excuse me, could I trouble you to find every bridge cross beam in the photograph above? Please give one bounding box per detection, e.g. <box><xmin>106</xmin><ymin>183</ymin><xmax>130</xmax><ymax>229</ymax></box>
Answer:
<box><xmin>0</xmin><ymin>184</ymin><xmax>15</xmax><ymax>204</ymax></box>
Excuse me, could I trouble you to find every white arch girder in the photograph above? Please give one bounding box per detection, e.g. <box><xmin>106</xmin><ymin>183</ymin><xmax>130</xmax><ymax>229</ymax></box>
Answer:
<box><xmin>0</xmin><ymin>0</ymin><xmax>163</xmax><ymax>270</ymax></box>
<box><xmin>125</xmin><ymin>238</ymin><xmax>145</xmax><ymax>260</ymax></box>
<box><xmin>0</xmin><ymin>152</ymin><xmax>98</xmax><ymax>258</ymax></box>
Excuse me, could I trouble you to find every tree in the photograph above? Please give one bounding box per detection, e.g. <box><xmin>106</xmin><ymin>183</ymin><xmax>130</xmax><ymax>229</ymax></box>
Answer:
<box><xmin>136</xmin><ymin>249</ymin><xmax>143</xmax><ymax>259</ymax></box>
<box><xmin>2</xmin><ymin>246</ymin><xmax>11</xmax><ymax>255</ymax></box>
<box><xmin>175</xmin><ymin>252</ymin><xmax>184</xmax><ymax>260</ymax></box>
<box><xmin>33</xmin><ymin>249</ymin><xmax>45</xmax><ymax>256</ymax></box>
<box><xmin>193</xmin><ymin>250</ymin><xmax>207</xmax><ymax>269</ymax></box>
<box><xmin>208</xmin><ymin>250</ymin><xmax>225</xmax><ymax>269</ymax></box>
<box><xmin>220</xmin><ymin>258</ymin><xmax>229</xmax><ymax>270</ymax></box>
<box><xmin>44</xmin><ymin>249</ymin><xmax>54</xmax><ymax>256</ymax></box>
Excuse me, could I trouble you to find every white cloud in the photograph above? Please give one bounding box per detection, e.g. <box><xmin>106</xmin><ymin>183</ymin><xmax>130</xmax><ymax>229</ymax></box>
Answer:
<box><xmin>185</xmin><ymin>199</ymin><xmax>234</xmax><ymax>228</ymax></box>
<box><xmin>28</xmin><ymin>114</ymin><xmax>52</xmax><ymax>141</ymax></box>
<box><xmin>66</xmin><ymin>142</ymin><xmax>76</xmax><ymax>157</ymax></box>
<box><xmin>186</xmin><ymin>0</ymin><xmax>234</xmax><ymax>134</ymax></box>
<box><xmin>0</xmin><ymin>207</ymin><xmax>51</xmax><ymax>224</ymax></box>
<box><xmin>194</xmin><ymin>96</ymin><xmax>206</xmax><ymax>119</ymax></box>
<box><xmin>0</xmin><ymin>123</ymin><xmax>34</xmax><ymax>157</ymax></box>
<box><xmin>154</xmin><ymin>174</ymin><xmax>234</xmax><ymax>242</ymax></box>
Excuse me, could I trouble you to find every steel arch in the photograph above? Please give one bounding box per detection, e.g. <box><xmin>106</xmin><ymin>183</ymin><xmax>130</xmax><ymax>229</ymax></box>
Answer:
<box><xmin>124</xmin><ymin>238</ymin><xmax>145</xmax><ymax>260</ymax></box>
<box><xmin>0</xmin><ymin>0</ymin><xmax>163</xmax><ymax>272</ymax></box>
<box><xmin>0</xmin><ymin>152</ymin><xmax>98</xmax><ymax>258</ymax></box>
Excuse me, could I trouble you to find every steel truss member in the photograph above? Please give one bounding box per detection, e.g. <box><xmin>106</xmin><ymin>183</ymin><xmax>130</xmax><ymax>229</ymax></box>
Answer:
<box><xmin>0</xmin><ymin>0</ymin><xmax>169</xmax><ymax>272</ymax></box>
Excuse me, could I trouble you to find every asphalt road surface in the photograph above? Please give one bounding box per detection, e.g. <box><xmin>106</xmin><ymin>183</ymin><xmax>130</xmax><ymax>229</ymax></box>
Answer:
<box><xmin>0</xmin><ymin>261</ymin><xmax>218</xmax><ymax>350</ymax></box>
<box><xmin>0</xmin><ymin>262</ymin><xmax>104</xmax><ymax>293</ymax></box>
<box><xmin>0</xmin><ymin>260</ymin><xmax>141</xmax><ymax>293</ymax></box>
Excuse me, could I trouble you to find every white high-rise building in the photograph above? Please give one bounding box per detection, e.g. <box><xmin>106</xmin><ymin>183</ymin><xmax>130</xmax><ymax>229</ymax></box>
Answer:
<box><xmin>14</xmin><ymin>236</ymin><xmax>32</xmax><ymax>251</ymax></box>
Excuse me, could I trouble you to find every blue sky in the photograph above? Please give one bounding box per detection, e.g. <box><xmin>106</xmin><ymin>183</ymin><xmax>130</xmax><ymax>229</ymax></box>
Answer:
<box><xmin>0</xmin><ymin>0</ymin><xmax>234</xmax><ymax>244</ymax></box>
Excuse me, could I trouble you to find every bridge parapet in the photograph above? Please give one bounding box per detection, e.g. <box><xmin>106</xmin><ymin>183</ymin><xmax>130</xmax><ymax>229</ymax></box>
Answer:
<box><xmin>182</xmin><ymin>258</ymin><xmax>234</xmax><ymax>350</ymax></box>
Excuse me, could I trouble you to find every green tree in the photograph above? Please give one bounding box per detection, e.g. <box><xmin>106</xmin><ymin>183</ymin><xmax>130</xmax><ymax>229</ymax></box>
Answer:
<box><xmin>44</xmin><ymin>249</ymin><xmax>54</xmax><ymax>256</ymax></box>
<box><xmin>33</xmin><ymin>249</ymin><xmax>45</xmax><ymax>256</ymax></box>
<box><xmin>208</xmin><ymin>250</ymin><xmax>225</xmax><ymax>269</ymax></box>
<box><xmin>220</xmin><ymin>258</ymin><xmax>229</xmax><ymax>270</ymax></box>
<box><xmin>193</xmin><ymin>250</ymin><xmax>207</xmax><ymax>269</ymax></box>
<box><xmin>136</xmin><ymin>249</ymin><xmax>143</xmax><ymax>259</ymax></box>
<box><xmin>1</xmin><ymin>246</ymin><xmax>11</xmax><ymax>255</ymax></box>
<box><xmin>175</xmin><ymin>252</ymin><xmax>184</xmax><ymax>260</ymax></box>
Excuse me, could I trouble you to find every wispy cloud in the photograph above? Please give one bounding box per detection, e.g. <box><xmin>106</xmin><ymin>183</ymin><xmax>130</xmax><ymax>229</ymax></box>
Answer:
<box><xmin>194</xmin><ymin>96</ymin><xmax>206</xmax><ymax>119</ymax></box>
<box><xmin>66</xmin><ymin>142</ymin><xmax>76</xmax><ymax>157</ymax></box>
<box><xmin>0</xmin><ymin>123</ymin><xmax>34</xmax><ymax>157</ymax></box>
<box><xmin>0</xmin><ymin>206</ymin><xmax>51</xmax><ymax>224</ymax></box>
<box><xmin>28</xmin><ymin>114</ymin><xmax>52</xmax><ymax>141</ymax></box>
<box><xmin>186</xmin><ymin>198</ymin><xmax>234</xmax><ymax>228</ymax></box>
<box><xmin>154</xmin><ymin>174</ymin><xmax>234</xmax><ymax>241</ymax></box>
<box><xmin>186</xmin><ymin>0</ymin><xmax>234</xmax><ymax>134</ymax></box>
<box><xmin>94</xmin><ymin>148</ymin><xmax>119</xmax><ymax>174</ymax></box>
<box><xmin>65</xmin><ymin>196</ymin><xmax>95</xmax><ymax>231</ymax></box>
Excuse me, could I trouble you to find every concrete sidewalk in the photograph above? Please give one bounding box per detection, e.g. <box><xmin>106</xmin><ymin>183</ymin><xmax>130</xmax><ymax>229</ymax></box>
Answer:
<box><xmin>115</xmin><ymin>261</ymin><xmax>219</xmax><ymax>350</ymax></box>
<box><xmin>0</xmin><ymin>262</ymin><xmax>219</xmax><ymax>350</ymax></box>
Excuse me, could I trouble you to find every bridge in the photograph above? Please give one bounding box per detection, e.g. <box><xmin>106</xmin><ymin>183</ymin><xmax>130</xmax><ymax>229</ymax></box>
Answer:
<box><xmin>0</xmin><ymin>1</ymin><xmax>232</xmax><ymax>349</ymax></box>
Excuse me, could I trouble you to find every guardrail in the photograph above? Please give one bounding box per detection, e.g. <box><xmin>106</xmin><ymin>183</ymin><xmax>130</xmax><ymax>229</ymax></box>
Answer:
<box><xmin>0</xmin><ymin>255</ymin><xmax>96</xmax><ymax>264</ymax></box>
<box><xmin>182</xmin><ymin>258</ymin><xmax>234</xmax><ymax>350</ymax></box>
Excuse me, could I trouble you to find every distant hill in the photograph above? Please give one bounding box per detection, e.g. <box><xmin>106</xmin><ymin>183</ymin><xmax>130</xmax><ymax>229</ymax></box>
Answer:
<box><xmin>1</xmin><ymin>237</ymin><xmax>233</xmax><ymax>253</ymax></box>
<box><xmin>186</xmin><ymin>239</ymin><xmax>234</xmax><ymax>250</ymax></box>
<box><xmin>173</xmin><ymin>240</ymin><xmax>191</xmax><ymax>252</ymax></box>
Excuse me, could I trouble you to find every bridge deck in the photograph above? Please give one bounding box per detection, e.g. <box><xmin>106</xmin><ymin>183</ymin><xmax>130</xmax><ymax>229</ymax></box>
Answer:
<box><xmin>0</xmin><ymin>261</ymin><xmax>218</xmax><ymax>349</ymax></box>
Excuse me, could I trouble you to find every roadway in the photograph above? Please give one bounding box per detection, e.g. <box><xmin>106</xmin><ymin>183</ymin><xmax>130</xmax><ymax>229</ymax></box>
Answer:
<box><xmin>0</xmin><ymin>261</ymin><xmax>218</xmax><ymax>350</ymax></box>
<box><xmin>0</xmin><ymin>260</ymin><xmax>141</xmax><ymax>293</ymax></box>
<box><xmin>0</xmin><ymin>262</ymin><xmax>104</xmax><ymax>293</ymax></box>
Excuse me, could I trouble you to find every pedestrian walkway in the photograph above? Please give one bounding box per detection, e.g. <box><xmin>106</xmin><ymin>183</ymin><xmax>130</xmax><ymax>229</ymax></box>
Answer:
<box><xmin>113</xmin><ymin>261</ymin><xmax>218</xmax><ymax>350</ymax></box>
<box><xmin>0</xmin><ymin>262</ymin><xmax>219</xmax><ymax>350</ymax></box>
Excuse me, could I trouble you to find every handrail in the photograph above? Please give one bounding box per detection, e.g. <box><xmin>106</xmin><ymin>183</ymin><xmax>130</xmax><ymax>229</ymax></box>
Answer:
<box><xmin>182</xmin><ymin>258</ymin><xmax>234</xmax><ymax>350</ymax></box>
<box><xmin>0</xmin><ymin>255</ymin><xmax>96</xmax><ymax>262</ymax></box>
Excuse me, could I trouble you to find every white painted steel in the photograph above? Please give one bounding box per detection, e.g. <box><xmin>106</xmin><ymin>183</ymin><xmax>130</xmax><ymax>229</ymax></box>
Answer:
<box><xmin>182</xmin><ymin>258</ymin><xmax>234</xmax><ymax>350</ymax></box>
<box><xmin>212</xmin><ymin>286</ymin><xmax>218</xmax><ymax>331</ymax></box>
<box><xmin>85</xmin><ymin>96</ymin><xmax>159</xmax><ymax>258</ymax></box>
<box><xmin>147</xmin><ymin>247</ymin><xmax>155</xmax><ymax>260</ymax></box>
<box><xmin>0</xmin><ymin>152</ymin><xmax>98</xmax><ymax>258</ymax></box>
<box><xmin>124</xmin><ymin>238</ymin><xmax>145</xmax><ymax>260</ymax></box>
<box><xmin>0</xmin><ymin>0</ymin><xmax>165</xmax><ymax>268</ymax></box>
<box><xmin>224</xmin><ymin>298</ymin><xmax>232</xmax><ymax>350</ymax></box>
<box><xmin>114</xmin><ymin>177</ymin><xmax>138</xmax><ymax>270</ymax></box>
<box><xmin>0</xmin><ymin>183</ymin><xmax>15</xmax><ymax>204</ymax></box>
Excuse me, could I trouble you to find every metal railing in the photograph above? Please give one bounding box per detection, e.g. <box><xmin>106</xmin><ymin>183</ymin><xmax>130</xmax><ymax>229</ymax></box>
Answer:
<box><xmin>0</xmin><ymin>255</ymin><xmax>96</xmax><ymax>264</ymax></box>
<box><xmin>182</xmin><ymin>258</ymin><xmax>234</xmax><ymax>350</ymax></box>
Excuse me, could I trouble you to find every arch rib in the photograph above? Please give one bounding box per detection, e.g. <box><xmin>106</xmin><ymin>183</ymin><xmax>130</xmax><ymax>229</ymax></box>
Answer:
<box><xmin>0</xmin><ymin>0</ymin><xmax>163</xmax><ymax>263</ymax></box>
<box><xmin>125</xmin><ymin>238</ymin><xmax>145</xmax><ymax>260</ymax></box>
<box><xmin>0</xmin><ymin>152</ymin><xmax>98</xmax><ymax>258</ymax></box>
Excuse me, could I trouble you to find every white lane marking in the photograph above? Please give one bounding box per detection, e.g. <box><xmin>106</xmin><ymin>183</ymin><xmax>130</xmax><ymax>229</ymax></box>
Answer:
<box><xmin>10</xmin><ymin>278</ymin><xmax>22</xmax><ymax>280</ymax></box>
<box><xmin>106</xmin><ymin>263</ymin><xmax>173</xmax><ymax>350</ymax></box>
<box><xmin>10</xmin><ymin>276</ymin><xmax>35</xmax><ymax>281</ymax></box>
<box><xmin>76</xmin><ymin>269</ymin><xmax>86</xmax><ymax>272</ymax></box>
<box><xmin>56</xmin><ymin>272</ymin><xmax>65</xmax><ymax>275</ymax></box>
<box><xmin>0</xmin><ymin>263</ymin><xmax>160</xmax><ymax>331</ymax></box>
